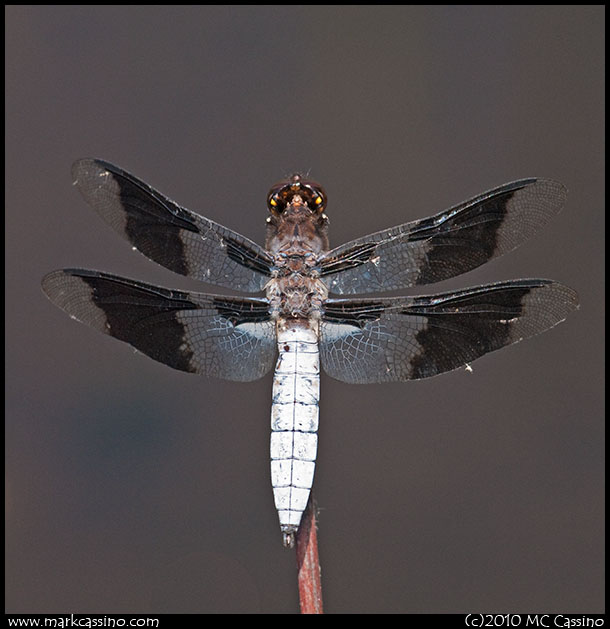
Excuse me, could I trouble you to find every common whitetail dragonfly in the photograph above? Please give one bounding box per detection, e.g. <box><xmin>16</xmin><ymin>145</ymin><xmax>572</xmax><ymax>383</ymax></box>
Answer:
<box><xmin>42</xmin><ymin>159</ymin><xmax>578</xmax><ymax>547</ymax></box>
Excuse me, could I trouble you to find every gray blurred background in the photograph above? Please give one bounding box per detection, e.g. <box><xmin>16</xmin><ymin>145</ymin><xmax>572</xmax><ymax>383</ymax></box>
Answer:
<box><xmin>6</xmin><ymin>6</ymin><xmax>603</xmax><ymax>613</ymax></box>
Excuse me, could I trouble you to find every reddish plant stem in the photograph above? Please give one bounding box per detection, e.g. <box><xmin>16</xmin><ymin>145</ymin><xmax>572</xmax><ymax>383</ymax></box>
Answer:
<box><xmin>295</xmin><ymin>494</ymin><xmax>323</xmax><ymax>613</ymax></box>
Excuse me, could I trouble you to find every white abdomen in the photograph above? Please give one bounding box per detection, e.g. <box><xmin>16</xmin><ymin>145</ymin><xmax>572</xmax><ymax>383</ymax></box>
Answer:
<box><xmin>270</xmin><ymin>322</ymin><xmax>319</xmax><ymax>547</ymax></box>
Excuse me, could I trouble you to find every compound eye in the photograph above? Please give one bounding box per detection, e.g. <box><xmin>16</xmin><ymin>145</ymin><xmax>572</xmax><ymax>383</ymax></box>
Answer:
<box><xmin>311</xmin><ymin>191</ymin><xmax>326</xmax><ymax>212</ymax></box>
<box><xmin>268</xmin><ymin>193</ymin><xmax>282</xmax><ymax>211</ymax></box>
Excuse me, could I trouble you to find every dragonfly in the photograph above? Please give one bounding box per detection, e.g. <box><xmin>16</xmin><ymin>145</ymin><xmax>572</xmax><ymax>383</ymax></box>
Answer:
<box><xmin>42</xmin><ymin>159</ymin><xmax>578</xmax><ymax>547</ymax></box>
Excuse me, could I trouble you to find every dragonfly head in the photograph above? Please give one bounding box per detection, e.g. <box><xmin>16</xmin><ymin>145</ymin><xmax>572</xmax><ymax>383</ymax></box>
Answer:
<box><xmin>267</xmin><ymin>174</ymin><xmax>327</xmax><ymax>216</ymax></box>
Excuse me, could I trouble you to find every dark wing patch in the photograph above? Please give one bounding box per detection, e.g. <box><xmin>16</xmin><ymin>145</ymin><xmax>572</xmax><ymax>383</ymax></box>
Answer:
<box><xmin>71</xmin><ymin>159</ymin><xmax>273</xmax><ymax>293</ymax></box>
<box><xmin>42</xmin><ymin>269</ymin><xmax>276</xmax><ymax>382</ymax></box>
<box><xmin>319</xmin><ymin>179</ymin><xmax>567</xmax><ymax>294</ymax></box>
<box><xmin>320</xmin><ymin>280</ymin><xmax>578</xmax><ymax>383</ymax></box>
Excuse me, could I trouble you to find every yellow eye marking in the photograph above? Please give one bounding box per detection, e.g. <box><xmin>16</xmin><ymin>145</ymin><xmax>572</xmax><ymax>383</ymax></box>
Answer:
<box><xmin>315</xmin><ymin>196</ymin><xmax>323</xmax><ymax>205</ymax></box>
<box><xmin>269</xmin><ymin>197</ymin><xmax>278</xmax><ymax>207</ymax></box>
